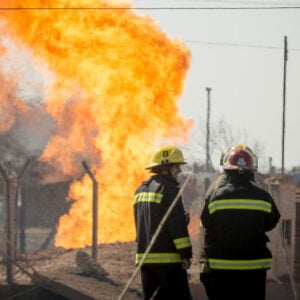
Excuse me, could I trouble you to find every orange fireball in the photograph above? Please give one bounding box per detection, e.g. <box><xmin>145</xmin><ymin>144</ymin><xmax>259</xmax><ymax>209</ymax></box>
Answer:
<box><xmin>0</xmin><ymin>0</ymin><xmax>192</xmax><ymax>248</ymax></box>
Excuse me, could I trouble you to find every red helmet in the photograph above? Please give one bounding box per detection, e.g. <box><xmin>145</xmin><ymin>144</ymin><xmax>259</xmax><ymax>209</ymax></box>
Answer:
<box><xmin>223</xmin><ymin>148</ymin><xmax>254</xmax><ymax>171</ymax></box>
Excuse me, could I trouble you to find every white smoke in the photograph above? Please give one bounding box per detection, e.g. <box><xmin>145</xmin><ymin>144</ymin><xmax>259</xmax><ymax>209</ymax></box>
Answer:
<box><xmin>0</xmin><ymin>36</ymin><xmax>56</xmax><ymax>173</ymax></box>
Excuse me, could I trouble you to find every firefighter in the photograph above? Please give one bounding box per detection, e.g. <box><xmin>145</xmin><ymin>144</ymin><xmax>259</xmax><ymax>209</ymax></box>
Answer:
<box><xmin>133</xmin><ymin>145</ymin><xmax>193</xmax><ymax>300</ymax></box>
<box><xmin>199</xmin><ymin>143</ymin><xmax>258</xmax><ymax>298</ymax></box>
<box><xmin>200</xmin><ymin>147</ymin><xmax>280</xmax><ymax>300</ymax></box>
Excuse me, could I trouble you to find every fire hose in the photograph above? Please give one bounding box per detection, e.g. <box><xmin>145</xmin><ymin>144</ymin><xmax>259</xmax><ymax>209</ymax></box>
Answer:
<box><xmin>117</xmin><ymin>172</ymin><xmax>192</xmax><ymax>300</ymax></box>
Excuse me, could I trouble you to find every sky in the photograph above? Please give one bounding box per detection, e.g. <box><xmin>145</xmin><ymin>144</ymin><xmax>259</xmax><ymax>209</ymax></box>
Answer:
<box><xmin>131</xmin><ymin>0</ymin><xmax>300</xmax><ymax>172</ymax></box>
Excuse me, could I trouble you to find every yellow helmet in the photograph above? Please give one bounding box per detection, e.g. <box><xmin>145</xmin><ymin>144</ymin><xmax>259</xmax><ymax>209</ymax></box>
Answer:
<box><xmin>145</xmin><ymin>145</ymin><xmax>186</xmax><ymax>170</ymax></box>
<box><xmin>222</xmin><ymin>143</ymin><xmax>257</xmax><ymax>170</ymax></box>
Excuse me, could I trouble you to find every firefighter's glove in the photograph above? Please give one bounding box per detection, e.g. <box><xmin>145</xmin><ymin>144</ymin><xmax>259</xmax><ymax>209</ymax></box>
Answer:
<box><xmin>199</xmin><ymin>260</ymin><xmax>211</xmax><ymax>274</ymax></box>
<box><xmin>199</xmin><ymin>260</ymin><xmax>211</xmax><ymax>283</ymax></box>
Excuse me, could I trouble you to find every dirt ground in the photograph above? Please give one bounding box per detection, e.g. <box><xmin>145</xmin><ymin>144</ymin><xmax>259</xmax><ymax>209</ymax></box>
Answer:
<box><xmin>0</xmin><ymin>228</ymin><xmax>297</xmax><ymax>300</ymax></box>
<box><xmin>0</xmin><ymin>227</ymin><xmax>201</xmax><ymax>300</ymax></box>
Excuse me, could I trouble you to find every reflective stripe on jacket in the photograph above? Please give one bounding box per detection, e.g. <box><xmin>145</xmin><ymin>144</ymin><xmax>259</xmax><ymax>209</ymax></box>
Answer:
<box><xmin>136</xmin><ymin>252</ymin><xmax>182</xmax><ymax>264</ymax></box>
<box><xmin>208</xmin><ymin>258</ymin><xmax>272</xmax><ymax>270</ymax></box>
<box><xmin>208</xmin><ymin>199</ymin><xmax>272</xmax><ymax>214</ymax></box>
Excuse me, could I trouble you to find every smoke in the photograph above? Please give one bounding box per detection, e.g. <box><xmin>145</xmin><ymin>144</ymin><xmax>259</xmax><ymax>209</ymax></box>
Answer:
<box><xmin>0</xmin><ymin>36</ymin><xmax>57</xmax><ymax>177</ymax></box>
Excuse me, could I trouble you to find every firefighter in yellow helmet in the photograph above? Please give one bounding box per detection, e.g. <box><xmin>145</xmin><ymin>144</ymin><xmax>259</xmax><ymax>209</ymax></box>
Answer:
<box><xmin>200</xmin><ymin>147</ymin><xmax>280</xmax><ymax>300</ymax></box>
<box><xmin>133</xmin><ymin>146</ymin><xmax>193</xmax><ymax>299</ymax></box>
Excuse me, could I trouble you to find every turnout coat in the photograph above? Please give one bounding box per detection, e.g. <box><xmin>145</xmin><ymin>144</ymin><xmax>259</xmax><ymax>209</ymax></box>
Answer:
<box><xmin>201</xmin><ymin>178</ymin><xmax>280</xmax><ymax>271</ymax></box>
<box><xmin>134</xmin><ymin>174</ymin><xmax>192</xmax><ymax>265</ymax></box>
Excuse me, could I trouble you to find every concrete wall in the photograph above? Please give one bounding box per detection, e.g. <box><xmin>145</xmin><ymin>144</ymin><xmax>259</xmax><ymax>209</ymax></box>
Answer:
<box><xmin>266</xmin><ymin>176</ymin><xmax>297</xmax><ymax>282</ymax></box>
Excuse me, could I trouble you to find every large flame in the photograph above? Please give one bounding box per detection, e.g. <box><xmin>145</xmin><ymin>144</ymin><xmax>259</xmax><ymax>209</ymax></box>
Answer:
<box><xmin>0</xmin><ymin>0</ymin><xmax>192</xmax><ymax>248</ymax></box>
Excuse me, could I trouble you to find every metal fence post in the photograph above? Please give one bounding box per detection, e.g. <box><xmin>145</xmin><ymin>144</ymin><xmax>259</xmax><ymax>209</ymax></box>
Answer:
<box><xmin>0</xmin><ymin>159</ymin><xmax>30</xmax><ymax>284</ymax></box>
<box><xmin>82</xmin><ymin>161</ymin><xmax>98</xmax><ymax>260</ymax></box>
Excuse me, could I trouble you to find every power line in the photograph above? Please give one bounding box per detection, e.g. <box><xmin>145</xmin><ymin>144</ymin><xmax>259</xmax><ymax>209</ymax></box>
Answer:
<box><xmin>185</xmin><ymin>40</ymin><xmax>300</xmax><ymax>51</ymax></box>
<box><xmin>187</xmin><ymin>40</ymin><xmax>281</xmax><ymax>49</ymax></box>
<box><xmin>132</xmin><ymin>6</ymin><xmax>300</xmax><ymax>9</ymax></box>
<box><xmin>0</xmin><ymin>6</ymin><xmax>300</xmax><ymax>10</ymax></box>
<box><xmin>159</xmin><ymin>0</ymin><xmax>300</xmax><ymax>4</ymax></box>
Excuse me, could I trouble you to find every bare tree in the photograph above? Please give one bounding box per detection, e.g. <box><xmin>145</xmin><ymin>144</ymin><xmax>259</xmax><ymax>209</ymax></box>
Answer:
<box><xmin>196</xmin><ymin>117</ymin><xmax>268</xmax><ymax>172</ymax></box>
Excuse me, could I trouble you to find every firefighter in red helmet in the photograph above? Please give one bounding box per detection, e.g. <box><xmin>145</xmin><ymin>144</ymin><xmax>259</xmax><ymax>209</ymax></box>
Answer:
<box><xmin>200</xmin><ymin>147</ymin><xmax>280</xmax><ymax>300</ymax></box>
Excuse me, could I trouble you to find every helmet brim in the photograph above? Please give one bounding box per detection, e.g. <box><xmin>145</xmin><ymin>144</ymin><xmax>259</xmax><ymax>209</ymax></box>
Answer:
<box><xmin>223</xmin><ymin>165</ymin><xmax>255</xmax><ymax>171</ymax></box>
<box><xmin>145</xmin><ymin>162</ymin><xmax>187</xmax><ymax>170</ymax></box>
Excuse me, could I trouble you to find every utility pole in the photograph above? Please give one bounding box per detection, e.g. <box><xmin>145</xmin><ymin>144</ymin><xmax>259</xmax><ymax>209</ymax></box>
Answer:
<box><xmin>281</xmin><ymin>36</ymin><xmax>288</xmax><ymax>176</ymax></box>
<box><xmin>205</xmin><ymin>87</ymin><xmax>211</xmax><ymax>172</ymax></box>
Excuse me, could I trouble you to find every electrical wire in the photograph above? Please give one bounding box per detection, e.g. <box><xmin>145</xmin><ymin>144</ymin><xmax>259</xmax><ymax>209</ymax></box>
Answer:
<box><xmin>153</xmin><ymin>0</ymin><xmax>300</xmax><ymax>5</ymax></box>
<box><xmin>0</xmin><ymin>6</ymin><xmax>300</xmax><ymax>10</ymax></box>
<box><xmin>185</xmin><ymin>40</ymin><xmax>300</xmax><ymax>52</ymax></box>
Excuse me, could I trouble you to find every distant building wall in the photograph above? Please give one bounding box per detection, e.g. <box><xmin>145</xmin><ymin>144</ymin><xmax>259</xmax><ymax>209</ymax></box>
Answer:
<box><xmin>294</xmin><ymin>189</ymin><xmax>300</xmax><ymax>281</ymax></box>
<box><xmin>266</xmin><ymin>176</ymin><xmax>297</xmax><ymax>282</ymax></box>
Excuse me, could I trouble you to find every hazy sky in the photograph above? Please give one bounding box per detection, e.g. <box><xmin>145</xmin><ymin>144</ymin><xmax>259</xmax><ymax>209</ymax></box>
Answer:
<box><xmin>132</xmin><ymin>0</ymin><xmax>300</xmax><ymax>172</ymax></box>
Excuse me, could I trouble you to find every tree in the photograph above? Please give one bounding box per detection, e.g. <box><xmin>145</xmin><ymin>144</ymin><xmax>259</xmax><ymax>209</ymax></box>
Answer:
<box><xmin>191</xmin><ymin>117</ymin><xmax>268</xmax><ymax>173</ymax></box>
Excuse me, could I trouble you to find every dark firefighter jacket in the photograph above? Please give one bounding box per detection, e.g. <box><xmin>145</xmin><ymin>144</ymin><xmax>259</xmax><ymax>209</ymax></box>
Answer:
<box><xmin>134</xmin><ymin>174</ymin><xmax>192</xmax><ymax>265</ymax></box>
<box><xmin>201</xmin><ymin>176</ymin><xmax>280</xmax><ymax>271</ymax></box>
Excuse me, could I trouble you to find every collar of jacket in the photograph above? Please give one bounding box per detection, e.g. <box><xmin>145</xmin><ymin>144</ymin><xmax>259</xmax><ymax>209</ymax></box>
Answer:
<box><xmin>143</xmin><ymin>173</ymin><xmax>179</xmax><ymax>186</ymax></box>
